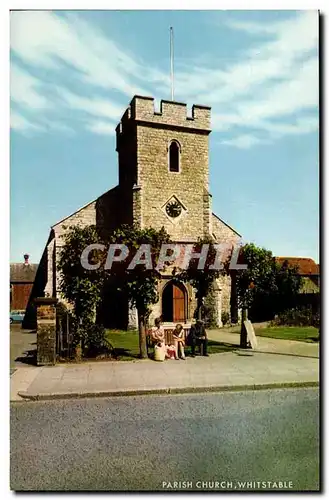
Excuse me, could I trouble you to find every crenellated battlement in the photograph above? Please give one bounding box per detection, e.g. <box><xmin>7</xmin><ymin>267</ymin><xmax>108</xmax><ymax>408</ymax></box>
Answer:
<box><xmin>115</xmin><ymin>92</ymin><xmax>212</xmax><ymax>244</ymax></box>
<box><xmin>116</xmin><ymin>95</ymin><xmax>211</xmax><ymax>141</ymax></box>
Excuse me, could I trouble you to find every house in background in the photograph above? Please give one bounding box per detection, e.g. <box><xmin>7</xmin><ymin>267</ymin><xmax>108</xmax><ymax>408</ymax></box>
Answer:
<box><xmin>10</xmin><ymin>254</ymin><xmax>38</xmax><ymax>311</ymax></box>
<box><xmin>275</xmin><ymin>257</ymin><xmax>320</xmax><ymax>293</ymax></box>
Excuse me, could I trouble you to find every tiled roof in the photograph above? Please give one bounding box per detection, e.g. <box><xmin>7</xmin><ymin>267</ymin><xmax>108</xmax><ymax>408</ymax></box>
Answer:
<box><xmin>10</xmin><ymin>263</ymin><xmax>38</xmax><ymax>283</ymax></box>
<box><xmin>275</xmin><ymin>257</ymin><xmax>319</xmax><ymax>275</ymax></box>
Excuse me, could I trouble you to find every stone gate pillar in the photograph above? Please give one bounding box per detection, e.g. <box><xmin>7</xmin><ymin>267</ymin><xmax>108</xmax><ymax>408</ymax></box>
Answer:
<box><xmin>128</xmin><ymin>301</ymin><xmax>138</xmax><ymax>330</ymax></box>
<box><xmin>35</xmin><ymin>297</ymin><xmax>58</xmax><ymax>366</ymax></box>
<box><xmin>213</xmin><ymin>282</ymin><xmax>223</xmax><ymax>328</ymax></box>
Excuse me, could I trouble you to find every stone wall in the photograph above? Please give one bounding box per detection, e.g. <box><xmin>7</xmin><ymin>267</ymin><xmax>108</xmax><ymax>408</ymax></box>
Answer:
<box><xmin>53</xmin><ymin>201</ymin><xmax>97</xmax><ymax>243</ymax></box>
<box><xmin>218</xmin><ymin>274</ymin><xmax>232</xmax><ymax>316</ymax></box>
<box><xmin>137</xmin><ymin>123</ymin><xmax>211</xmax><ymax>240</ymax></box>
<box><xmin>129</xmin><ymin>96</ymin><xmax>211</xmax><ymax>131</ymax></box>
<box><xmin>212</xmin><ymin>213</ymin><xmax>241</xmax><ymax>243</ymax></box>
<box><xmin>116</xmin><ymin>96</ymin><xmax>211</xmax><ymax>241</ymax></box>
<box><xmin>36</xmin><ymin>298</ymin><xmax>57</xmax><ymax>365</ymax></box>
<box><xmin>51</xmin><ymin>188</ymin><xmax>121</xmax><ymax>299</ymax></box>
<box><xmin>211</xmin><ymin>213</ymin><xmax>241</xmax><ymax>321</ymax></box>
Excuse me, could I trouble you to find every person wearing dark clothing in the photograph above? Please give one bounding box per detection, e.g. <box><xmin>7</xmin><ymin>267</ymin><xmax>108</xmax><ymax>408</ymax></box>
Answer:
<box><xmin>189</xmin><ymin>320</ymin><xmax>208</xmax><ymax>357</ymax></box>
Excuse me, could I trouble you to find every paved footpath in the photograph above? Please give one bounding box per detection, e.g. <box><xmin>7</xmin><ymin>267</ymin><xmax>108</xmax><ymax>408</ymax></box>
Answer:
<box><xmin>207</xmin><ymin>329</ymin><xmax>320</xmax><ymax>358</ymax></box>
<box><xmin>11</xmin><ymin>335</ymin><xmax>319</xmax><ymax>402</ymax></box>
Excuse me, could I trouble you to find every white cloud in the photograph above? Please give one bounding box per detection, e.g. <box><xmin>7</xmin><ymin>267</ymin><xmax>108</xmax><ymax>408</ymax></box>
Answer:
<box><xmin>235</xmin><ymin>56</ymin><xmax>318</xmax><ymax>122</ymax></box>
<box><xmin>86</xmin><ymin>120</ymin><xmax>116</xmax><ymax>136</ymax></box>
<box><xmin>221</xmin><ymin>134</ymin><xmax>266</xmax><ymax>149</ymax></box>
<box><xmin>9</xmin><ymin>10</ymin><xmax>318</xmax><ymax>146</ymax></box>
<box><xmin>213</xmin><ymin>112</ymin><xmax>318</xmax><ymax>142</ymax></box>
<box><xmin>224</xmin><ymin>19</ymin><xmax>279</xmax><ymax>35</ymax></box>
<box><xmin>171</xmin><ymin>11</ymin><xmax>319</xmax><ymax>148</ymax></box>
<box><xmin>58</xmin><ymin>88</ymin><xmax>124</xmax><ymax>121</ymax></box>
<box><xmin>10</xmin><ymin>111</ymin><xmax>45</xmax><ymax>133</ymax></box>
<box><xmin>10</xmin><ymin>63</ymin><xmax>50</xmax><ymax>110</ymax></box>
<box><xmin>41</xmin><ymin>120</ymin><xmax>75</xmax><ymax>135</ymax></box>
<box><xmin>260</xmin><ymin>116</ymin><xmax>318</xmax><ymax>137</ymax></box>
<box><xmin>10</xmin><ymin>110</ymin><xmax>75</xmax><ymax>136</ymax></box>
<box><xmin>10</xmin><ymin>11</ymin><xmax>149</xmax><ymax>96</ymax></box>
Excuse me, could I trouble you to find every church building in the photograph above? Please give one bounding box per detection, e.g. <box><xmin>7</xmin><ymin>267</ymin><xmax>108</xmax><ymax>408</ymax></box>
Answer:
<box><xmin>35</xmin><ymin>96</ymin><xmax>241</xmax><ymax>329</ymax></box>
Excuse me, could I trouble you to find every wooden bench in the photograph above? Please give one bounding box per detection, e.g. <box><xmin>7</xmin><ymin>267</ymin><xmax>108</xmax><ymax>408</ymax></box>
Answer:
<box><xmin>164</xmin><ymin>327</ymin><xmax>190</xmax><ymax>345</ymax></box>
<box><xmin>146</xmin><ymin>326</ymin><xmax>190</xmax><ymax>355</ymax></box>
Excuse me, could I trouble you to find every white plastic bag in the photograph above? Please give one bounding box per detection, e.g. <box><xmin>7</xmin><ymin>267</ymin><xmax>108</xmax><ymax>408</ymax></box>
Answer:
<box><xmin>154</xmin><ymin>344</ymin><xmax>165</xmax><ymax>361</ymax></box>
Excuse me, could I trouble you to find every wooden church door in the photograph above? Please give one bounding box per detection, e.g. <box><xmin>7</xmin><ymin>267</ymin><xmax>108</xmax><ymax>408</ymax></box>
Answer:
<box><xmin>173</xmin><ymin>284</ymin><xmax>185</xmax><ymax>322</ymax></box>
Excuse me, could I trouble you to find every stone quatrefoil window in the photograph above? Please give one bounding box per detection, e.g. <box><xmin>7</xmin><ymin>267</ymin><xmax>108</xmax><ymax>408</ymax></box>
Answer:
<box><xmin>169</xmin><ymin>140</ymin><xmax>180</xmax><ymax>172</ymax></box>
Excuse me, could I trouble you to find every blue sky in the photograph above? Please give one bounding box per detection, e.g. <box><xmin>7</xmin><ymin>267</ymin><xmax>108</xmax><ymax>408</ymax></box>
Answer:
<box><xmin>10</xmin><ymin>10</ymin><xmax>319</xmax><ymax>264</ymax></box>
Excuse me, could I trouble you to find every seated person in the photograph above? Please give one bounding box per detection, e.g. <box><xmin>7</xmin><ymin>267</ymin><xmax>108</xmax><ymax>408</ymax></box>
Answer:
<box><xmin>150</xmin><ymin>317</ymin><xmax>165</xmax><ymax>347</ymax></box>
<box><xmin>190</xmin><ymin>319</ymin><xmax>208</xmax><ymax>357</ymax></box>
<box><xmin>173</xmin><ymin>324</ymin><xmax>186</xmax><ymax>360</ymax></box>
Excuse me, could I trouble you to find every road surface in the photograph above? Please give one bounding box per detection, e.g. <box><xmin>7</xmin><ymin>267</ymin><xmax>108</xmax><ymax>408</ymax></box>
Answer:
<box><xmin>10</xmin><ymin>388</ymin><xmax>319</xmax><ymax>491</ymax></box>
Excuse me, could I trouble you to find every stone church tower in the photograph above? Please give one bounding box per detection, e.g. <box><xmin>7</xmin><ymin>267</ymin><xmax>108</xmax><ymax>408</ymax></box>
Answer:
<box><xmin>32</xmin><ymin>95</ymin><xmax>241</xmax><ymax>330</ymax></box>
<box><xmin>114</xmin><ymin>96</ymin><xmax>239</xmax><ymax>328</ymax></box>
<box><xmin>116</xmin><ymin>96</ymin><xmax>212</xmax><ymax>241</ymax></box>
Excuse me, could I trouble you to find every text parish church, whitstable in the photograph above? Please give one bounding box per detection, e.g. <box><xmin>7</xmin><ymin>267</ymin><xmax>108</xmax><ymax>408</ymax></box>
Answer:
<box><xmin>36</xmin><ymin>95</ymin><xmax>241</xmax><ymax>329</ymax></box>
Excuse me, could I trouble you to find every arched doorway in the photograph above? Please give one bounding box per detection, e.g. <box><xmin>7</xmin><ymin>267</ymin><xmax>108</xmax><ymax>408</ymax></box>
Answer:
<box><xmin>162</xmin><ymin>281</ymin><xmax>187</xmax><ymax>323</ymax></box>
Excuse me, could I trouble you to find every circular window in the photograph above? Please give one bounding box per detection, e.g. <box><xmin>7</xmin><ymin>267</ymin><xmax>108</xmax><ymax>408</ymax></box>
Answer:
<box><xmin>166</xmin><ymin>200</ymin><xmax>182</xmax><ymax>218</ymax></box>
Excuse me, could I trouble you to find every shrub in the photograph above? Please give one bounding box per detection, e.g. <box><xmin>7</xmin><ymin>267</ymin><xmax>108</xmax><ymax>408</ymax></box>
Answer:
<box><xmin>73</xmin><ymin>321</ymin><xmax>114</xmax><ymax>357</ymax></box>
<box><xmin>202</xmin><ymin>285</ymin><xmax>218</xmax><ymax>328</ymax></box>
<box><xmin>270</xmin><ymin>306</ymin><xmax>319</xmax><ymax>327</ymax></box>
<box><xmin>312</xmin><ymin>310</ymin><xmax>320</xmax><ymax>329</ymax></box>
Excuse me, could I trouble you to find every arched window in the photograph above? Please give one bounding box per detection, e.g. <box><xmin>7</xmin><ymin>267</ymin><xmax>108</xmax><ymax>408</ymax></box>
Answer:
<box><xmin>169</xmin><ymin>141</ymin><xmax>180</xmax><ymax>172</ymax></box>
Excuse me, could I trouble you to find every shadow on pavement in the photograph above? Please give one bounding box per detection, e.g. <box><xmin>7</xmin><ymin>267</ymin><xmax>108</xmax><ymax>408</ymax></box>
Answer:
<box><xmin>250</xmin><ymin>350</ymin><xmax>319</xmax><ymax>360</ymax></box>
<box><xmin>15</xmin><ymin>349</ymin><xmax>37</xmax><ymax>366</ymax></box>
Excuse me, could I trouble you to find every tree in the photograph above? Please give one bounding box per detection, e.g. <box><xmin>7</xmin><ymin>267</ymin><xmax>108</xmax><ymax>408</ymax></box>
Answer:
<box><xmin>58</xmin><ymin>225</ymin><xmax>105</xmax><ymax>322</ymax></box>
<box><xmin>273</xmin><ymin>260</ymin><xmax>302</xmax><ymax>313</ymax></box>
<box><xmin>57</xmin><ymin>225</ymin><xmax>106</xmax><ymax>353</ymax></box>
<box><xmin>236</xmin><ymin>243</ymin><xmax>302</xmax><ymax>346</ymax></box>
<box><xmin>105</xmin><ymin>225</ymin><xmax>172</xmax><ymax>359</ymax></box>
<box><xmin>177</xmin><ymin>236</ymin><xmax>231</xmax><ymax>321</ymax></box>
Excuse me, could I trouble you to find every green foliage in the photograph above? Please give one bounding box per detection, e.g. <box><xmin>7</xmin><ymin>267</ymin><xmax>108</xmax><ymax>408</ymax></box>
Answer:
<box><xmin>106</xmin><ymin>224</ymin><xmax>172</xmax><ymax>358</ymax></box>
<box><xmin>57</xmin><ymin>223</ymin><xmax>172</xmax><ymax>359</ymax></box>
<box><xmin>270</xmin><ymin>306</ymin><xmax>320</xmax><ymax>328</ymax></box>
<box><xmin>235</xmin><ymin>243</ymin><xmax>277</xmax><ymax>310</ymax></box>
<box><xmin>64</xmin><ymin>319</ymin><xmax>113</xmax><ymax>357</ymax></box>
<box><xmin>106</xmin><ymin>224</ymin><xmax>172</xmax><ymax>319</ymax></box>
<box><xmin>255</xmin><ymin>326</ymin><xmax>319</xmax><ymax>342</ymax></box>
<box><xmin>177</xmin><ymin>236</ymin><xmax>230</xmax><ymax>320</ymax></box>
<box><xmin>56</xmin><ymin>301</ymin><xmax>69</xmax><ymax>322</ymax></box>
<box><xmin>236</xmin><ymin>243</ymin><xmax>302</xmax><ymax>319</ymax></box>
<box><xmin>81</xmin><ymin>322</ymin><xmax>114</xmax><ymax>356</ymax></box>
<box><xmin>202</xmin><ymin>283</ymin><xmax>218</xmax><ymax>328</ymax></box>
<box><xmin>57</xmin><ymin>225</ymin><xmax>105</xmax><ymax>324</ymax></box>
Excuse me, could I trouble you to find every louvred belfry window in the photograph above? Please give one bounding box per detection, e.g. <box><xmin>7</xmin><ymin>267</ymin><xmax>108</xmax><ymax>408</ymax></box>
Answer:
<box><xmin>169</xmin><ymin>141</ymin><xmax>180</xmax><ymax>172</ymax></box>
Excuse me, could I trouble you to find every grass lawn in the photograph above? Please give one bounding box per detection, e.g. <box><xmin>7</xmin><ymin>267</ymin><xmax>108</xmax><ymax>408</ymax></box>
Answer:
<box><xmin>106</xmin><ymin>329</ymin><xmax>235</xmax><ymax>360</ymax></box>
<box><xmin>106</xmin><ymin>330</ymin><xmax>140</xmax><ymax>360</ymax></box>
<box><xmin>254</xmin><ymin>326</ymin><xmax>319</xmax><ymax>343</ymax></box>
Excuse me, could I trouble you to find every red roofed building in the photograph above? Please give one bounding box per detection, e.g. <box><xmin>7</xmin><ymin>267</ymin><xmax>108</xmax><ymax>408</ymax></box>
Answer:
<box><xmin>10</xmin><ymin>254</ymin><xmax>38</xmax><ymax>311</ymax></box>
<box><xmin>275</xmin><ymin>257</ymin><xmax>320</xmax><ymax>293</ymax></box>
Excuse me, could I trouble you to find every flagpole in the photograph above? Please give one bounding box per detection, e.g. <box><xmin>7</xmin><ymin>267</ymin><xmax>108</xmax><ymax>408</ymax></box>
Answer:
<box><xmin>170</xmin><ymin>27</ymin><xmax>174</xmax><ymax>101</ymax></box>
